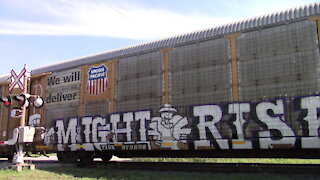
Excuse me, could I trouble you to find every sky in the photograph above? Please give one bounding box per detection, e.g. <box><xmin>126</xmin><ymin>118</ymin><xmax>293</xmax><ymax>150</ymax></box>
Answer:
<box><xmin>0</xmin><ymin>0</ymin><xmax>319</xmax><ymax>76</ymax></box>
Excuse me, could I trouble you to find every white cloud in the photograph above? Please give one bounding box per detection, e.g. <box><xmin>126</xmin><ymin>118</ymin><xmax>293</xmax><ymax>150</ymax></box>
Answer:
<box><xmin>0</xmin><ymin>0</ymin><xmax>316</xmax><ymax>40</ymax></box>
<box><xmin>0</xmin><ymin>0</ymin><xmax>236</xmax><ymax>40</ymax></box>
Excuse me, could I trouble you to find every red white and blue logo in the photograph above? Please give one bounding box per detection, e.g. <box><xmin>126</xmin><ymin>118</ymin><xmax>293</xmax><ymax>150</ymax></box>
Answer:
<box><xmin>87</xmin><ymin>65</ymin><xmax>108</xmax><ymax>95</ymax></box>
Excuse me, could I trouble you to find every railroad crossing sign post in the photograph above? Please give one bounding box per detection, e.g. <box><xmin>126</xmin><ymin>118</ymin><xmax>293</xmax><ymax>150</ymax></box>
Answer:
<box><xmin>9</xmin><ymin>66</ymin><xmax>26</xmax><ymax>92</ymax></box>
<box><xmin>10</xmin><ymin>64</ymin><xmax>29</xmax><ymax>127</ymax></box>
<box><xmin>6</xmin><ymin>65</ymin><xmax>44</xmax><ymax>170</ymax></box>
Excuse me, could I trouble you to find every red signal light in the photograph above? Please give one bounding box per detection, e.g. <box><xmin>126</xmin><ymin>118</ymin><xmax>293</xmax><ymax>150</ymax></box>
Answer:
<box><xmin>1</xmin><ymin>96</ymin><xmax>11</xmax><ymax>107</ymax></box>
<box><xmin>5</xmin><ymin>101</ymin><xmax>10</xmax><ymax>106</ymax></box>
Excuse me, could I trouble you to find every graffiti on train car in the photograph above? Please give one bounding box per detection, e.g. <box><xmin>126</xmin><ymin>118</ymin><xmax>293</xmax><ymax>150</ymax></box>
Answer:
<box><xmin>43</xmin><ymin>95</ymin><xmax>320</xmax><ymax>151</ymax></box>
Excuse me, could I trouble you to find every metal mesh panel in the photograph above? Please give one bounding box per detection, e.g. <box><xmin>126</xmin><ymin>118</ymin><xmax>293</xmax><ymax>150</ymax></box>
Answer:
<box><xmin>117</xmin><ymin>52</ymin><xmax>163</xmax><ymax>81</ymax></box>
<box><xmin>117</xmin><ymin>75</ymin><xmax>162</xmax><ymax>101</ymax></box>
<box><xmin>45</xmin><ymin>103</ymin><xmax>79</xmax><ymax>127</ymax></box>
<box><xmin>116</xmin><ymin>97</ymin><xmax>162</xmax><ymax>112</ymax></box>
<box><xmin>239</xmin><ymin>77</ymin><xmax>320</xmax><ymax>101</ymax></box>
<box><xmin>172</xmin><ymin>89</ymin><xmax>232</xmax><ymax>107</ymax></box>
<box><xmin>84</xmin><ymin>100</ymin><xmax>109</xmax><ymax>116</ymax></box>
<box><xmin>239</xmin><ymin>49</ymin><xmax>320</xmax><ymax>84</ymax></box>
<box><xmin>238</xmin><ymin>20</ymin><xmax>318</xmax><ymax>60</ymax></box>
<box><xmin>171</xmin><ymin>38</ymin><xmax>230</xmax><ymax>71</ymax></box>
<box><xmin>116</xmin><ymin>52</ymin><xmax>163</xmax><ymax>112</ymax></box>
<box><xmin>170</xmin><ymin>38</ymin><xmax>231</xmax><ymax>106</ymax></box>
<box><xmin>172</xmin><ymin>64</ymin><xmax>231</xmax><ymax>95</ymax></box>
<box><xmin>238</xmin><ymin>20</ymin><xmax>320</xmax><ymax>102</ymax></box>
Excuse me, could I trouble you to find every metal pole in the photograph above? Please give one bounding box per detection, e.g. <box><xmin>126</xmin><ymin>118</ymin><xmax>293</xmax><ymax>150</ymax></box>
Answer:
<box><xmin>15</xmin><ymin>64</ymin><xmax>28</xmax><ymax>164</ymax></box>
<box><xmin>20</xmin><ymin>64</ymin><xmax>28</xmax><ymax>127</ymax></box>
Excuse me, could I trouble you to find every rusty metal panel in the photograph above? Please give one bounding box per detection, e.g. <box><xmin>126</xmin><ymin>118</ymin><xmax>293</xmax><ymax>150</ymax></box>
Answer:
<box><xmin>80</xmin><ymin>60</ymin><xmax>117</xmax><ymax>115</ymax></box>
<box><xmin>7</xmin><ymin>88</ymin><xmax>22</xmax><ymax>140</ymax></box>
<box><xmin>28</xmin><ymin>77</ymin><xmax>46</xmax><ymax>127</ymax></box>
<box><xmin>0</xmin><ymin>75</ymin><xmax>10</xmax><ymax>84</ymax></box>
<box><xmin>0</xmin><ymin>85</ymin><xmax>10</xmax><ymax>141</ymax></box>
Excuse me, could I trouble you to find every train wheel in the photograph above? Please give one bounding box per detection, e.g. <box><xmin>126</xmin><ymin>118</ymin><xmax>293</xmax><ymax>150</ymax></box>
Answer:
<box><xmin>57</xmin><ymin>152</ymin><xmax>65</xmax><ymax>162</ymax></box>
<box><xmin>76</xmin><ymin>152</ymin><xmax>94</xmax><ymax>167</ymax></box>
<box><xmin>101</xmin><ymin>154</ymin><xmax>112</xmax><ymax>163</ymax></box>
<box><xmin>65</xmin><ymin>152</ymin><xmax>78</xmax><ymax>163</ymax></box>
<box><xmin>95</xmin><ymin>152</ymin><xmax>112</xmax><ymax>163</ymax></box>
<box><xmin>57</xmin><ymin>152</ymin><xmax>78</xmax><ymax>163</ymax></box>
<box><xmin>7</xmin><ymin>154</ymin><xmax>13</xmax><ymax>162</ymax></box>
<box><xmin>7</xmin><ymin>146</ymin><xmax>15</xmax><ymax>162</ymax></box>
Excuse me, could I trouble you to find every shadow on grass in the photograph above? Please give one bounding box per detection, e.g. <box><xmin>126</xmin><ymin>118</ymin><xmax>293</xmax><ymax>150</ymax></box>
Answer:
<box><xmin>37</xmin><ymin>164</ymin><xmax>182</xmax><ymax>180</ymax></box>
<box><xmin>36</xmin><ymin>163</ymin><xmax>320</xmax><ymax>180</ymax></box>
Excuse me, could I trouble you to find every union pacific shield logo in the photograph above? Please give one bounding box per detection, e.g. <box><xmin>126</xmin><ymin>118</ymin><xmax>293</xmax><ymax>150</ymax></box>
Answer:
<box><xmin>87</xmin><ymin>65</ymin><xmax>108</xmax><ymax>95</ymax></box>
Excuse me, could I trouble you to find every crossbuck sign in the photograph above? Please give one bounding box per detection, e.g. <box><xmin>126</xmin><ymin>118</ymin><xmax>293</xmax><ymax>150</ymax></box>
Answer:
<box><xmin>9</xmin><ymin>67</ymin><xmax>26</xmax><ymax>91</ymax></box>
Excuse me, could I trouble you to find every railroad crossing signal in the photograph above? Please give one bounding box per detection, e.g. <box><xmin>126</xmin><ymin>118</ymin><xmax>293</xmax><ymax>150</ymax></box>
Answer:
<box><xmin>33</xmin><ymin>96</ymin><xmax>44</xmax><ymax>108</ymax></box>
<box><xmin>0</xmin><ymin>94</ymin><xmax>43</xmax><ymax>109</ymax></box>
<box><xmin>10</xmin><ymin>109</ymin><xmax>22</xmax><ymax>118</ymax></box>
<box><xmin>9</xmin><ymin>67</ymin><xmax>26</xmax><ymax>92</ymax></box>
<box><xmin>13</xmin><ymin>94</ymin><xmax>29</xmax><ymax>108</ymax></box>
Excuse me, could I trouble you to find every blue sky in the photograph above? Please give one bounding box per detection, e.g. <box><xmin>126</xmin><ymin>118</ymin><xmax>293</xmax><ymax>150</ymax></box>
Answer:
<box><xmin>0</xmin><ymin>0</ymin><xmax>319</xmax><ymax>76</ymax></box>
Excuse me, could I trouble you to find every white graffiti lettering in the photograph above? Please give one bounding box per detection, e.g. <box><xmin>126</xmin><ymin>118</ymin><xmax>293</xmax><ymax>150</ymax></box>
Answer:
<box><xmin>301</xmin><ymin>96</ymin><xmax>320</xmax><ymax>148</ymax></box>
<box><xmin>257</xmin><ymin>100</ymin><xmax>295</xmax><ymax>149</ymax></box>
<box><xmin>92</xmin><ymin>117</ymin><xmax>106</xmax><ymax>142</ymax></box>
<box><xmin>135</xmin><ymin>111</ymin><xmax>150</xmax><ymax>141</ymax></box>
<box><xmin>82</xmin><ymin>117</ymin><xmax>92</xmax><ymax>143</ymax></box>
<box><xmin>229</xmin><ymin>103</ymin><xmax>252</xmax><ymax>149</ymax></box>
<box><xmin>56</xmin><ymin>118</ymin><xmax>77</xmax><ymax>144</ymax></box>
<box><xmin>43</xmin><ymin>95</ymin><xmax>320</xmax><ymax>152</ymax></box>
<box><xmin>110</xmin><ymin>113</ymin><xmax>133</xmax><ymax>142</ymax></box>
<box><xmin>193</xmin><ymin>105</ymin><xmax>229</xmax><ymax>149</ymax></box>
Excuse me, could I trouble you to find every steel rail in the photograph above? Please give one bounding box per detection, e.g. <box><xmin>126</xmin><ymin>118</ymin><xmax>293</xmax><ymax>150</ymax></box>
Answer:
<box><xmin>14</xmin><ymin>158</ymin><xmax>320</xmax><ymax>174</ymax></box>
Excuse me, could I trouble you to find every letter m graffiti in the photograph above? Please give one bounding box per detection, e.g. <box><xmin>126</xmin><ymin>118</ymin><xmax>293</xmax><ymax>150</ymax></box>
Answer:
<box><xmin>56</xmin><ymin>118</ymin><xmax>77</xmax><ymax>144</ymax></box>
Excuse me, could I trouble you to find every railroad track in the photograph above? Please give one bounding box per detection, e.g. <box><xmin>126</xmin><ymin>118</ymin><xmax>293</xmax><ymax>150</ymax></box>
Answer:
<box><xmin>105</xmin><ymin>161</ymin><xmax>320</xmax><ymax>174</ymax></box>
<box><xmin>6</xmin><ymin>157</ymin><xmax>320</xmax><ymax>174</ymax></box>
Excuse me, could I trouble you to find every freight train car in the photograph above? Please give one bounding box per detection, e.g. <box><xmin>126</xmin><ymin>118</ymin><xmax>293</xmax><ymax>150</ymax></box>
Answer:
<box><xmin>1</xmin><ymin>3</ymin><xmax>320</xmax><ymax>163</ymax></box>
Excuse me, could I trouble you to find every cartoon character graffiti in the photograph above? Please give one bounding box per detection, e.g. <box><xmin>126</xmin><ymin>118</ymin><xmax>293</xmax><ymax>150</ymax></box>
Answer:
<box><xmin>149</xmin><ymin>104</ymin><xmax>191</xmax><ymax>150</ymax></box>
<box><xmin>28</xmin><ymin>114</ymin><xmax>41</xmax><ymax>127</ymax></box>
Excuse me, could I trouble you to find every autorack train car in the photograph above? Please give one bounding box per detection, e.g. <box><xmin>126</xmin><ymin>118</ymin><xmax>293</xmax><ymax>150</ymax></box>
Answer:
<box><xmin>1</xmin><ymin>3</ymin><xmax>320</xmax><ymax>163</ymax></box>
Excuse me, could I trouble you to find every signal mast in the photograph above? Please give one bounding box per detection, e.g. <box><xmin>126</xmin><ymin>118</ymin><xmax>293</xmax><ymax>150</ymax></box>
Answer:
<box><xmin>1</xmin><ymin>64</ymin><xmax>44</xmax><ymax>167</ymax></box>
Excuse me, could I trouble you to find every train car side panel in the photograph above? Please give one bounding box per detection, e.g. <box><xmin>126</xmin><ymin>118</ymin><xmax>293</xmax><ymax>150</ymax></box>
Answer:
<box><xmin>24</xmin><ymin>6</ymin><xmax>320</xmax><ymax>159</ymax></box>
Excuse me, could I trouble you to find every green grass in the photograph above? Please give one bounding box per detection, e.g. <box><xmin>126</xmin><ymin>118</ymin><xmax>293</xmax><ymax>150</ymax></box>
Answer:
<box><xmin>0</xmin><ymin>166</ymin><xmax>318</xmax><ymax>180</ymax></box>
<box><xmin>132</xmin><ymin>157</ymin><xmax>320</xmax><ymax>164</ymax></box>
<box><xmin>0</xmin><ymin>158</ymin><xmax>319</xmax><ymax>179</ymax></box>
